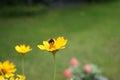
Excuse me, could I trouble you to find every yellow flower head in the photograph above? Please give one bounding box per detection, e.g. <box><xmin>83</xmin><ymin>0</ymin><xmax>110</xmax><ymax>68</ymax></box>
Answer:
<box><xmin>15</xmin><ymin>44</ymin><xmax>32</xmax><ymax>55</ymax></box>
<box><xmin>0</xmin><ymin>60</ymin><xmax>16</xmax><ymax>79</ymax></box>
<box><xmin>16</xmin><ymin>75</ymin><xmax>26</xmax><ymax>80</ymax></box>
<box><xmin>10</xmin><ymin>75</ymin><xmax>25</xmax><ymax>80</ymax></box>
<box><xmin>10</xmin><ymin>77</ymin><xmax>14</xmax><ymax>80</ymax></box>
<box><xmin>37</xmin><ymin>36</ymin><xmax>67</xmax><ymax>53</ymax></box>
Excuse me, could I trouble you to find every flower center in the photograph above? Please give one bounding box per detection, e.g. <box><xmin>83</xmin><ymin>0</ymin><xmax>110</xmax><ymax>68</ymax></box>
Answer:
<box><xmin>48</xmin><ymin>39</ymin><xmax>55</xmax><ymax>49</ymax></box>
<box><xmin>0</xmin><ymin>69</ymin><xmax>7</xmax><ymax>75</ymax></box>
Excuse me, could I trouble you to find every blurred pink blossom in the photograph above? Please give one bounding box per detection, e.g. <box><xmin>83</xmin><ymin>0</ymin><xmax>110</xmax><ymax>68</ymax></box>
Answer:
<box><xmin>84</xmin><ymin>64</ymin><xmax>91</xmax><ymax>73</ymax></box>
<box><xmin>70</xmin><ymin>57</ymin><xmax>80</xmax><ymax>67</ymax></box>
<box><xmin>63</xmin><ymin>69</ymin><xmax>72</xmax><ymax>78</ymax></box>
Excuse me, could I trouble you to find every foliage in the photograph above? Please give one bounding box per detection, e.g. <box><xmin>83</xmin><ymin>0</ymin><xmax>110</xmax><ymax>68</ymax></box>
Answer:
<box><xmin>0</xmin><ymin>5</ymin><xmax>47</xmax><ymax>17</ymax></box>
<box><xmin>87</xmin><ymin>0</ymin><xmax>111</xmax><ymax>2</ymax></box>
<box><xmin>0</xmin><ymin>0</ymin><xmax>54</xmax><ymax>6</ymax></box>
<box><xmin>63</xmin><ymin>58</ymin><xmax>109</xmax><ymax>80</ymax></box>
<box><xmin>0</xmin><ymin>0</ymin><xmax>119</xmax><ymax>7</ymax></box>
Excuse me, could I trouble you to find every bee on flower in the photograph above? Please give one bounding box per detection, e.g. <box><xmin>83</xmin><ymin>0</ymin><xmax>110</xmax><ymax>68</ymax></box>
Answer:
<box><xmin>38</xmin><ymin>36</ymin><xmax>67</xmax><ymax>80</ymax></box>
<box><xmin>37</xmin><ymin>36</ymin><xmax>67</xmax><ymax>53</ymax></box>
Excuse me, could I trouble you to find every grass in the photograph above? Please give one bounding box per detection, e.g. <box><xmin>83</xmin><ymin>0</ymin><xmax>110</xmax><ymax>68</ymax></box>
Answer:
<box><xmin>0</xmin><ymin>1</ymin><xmax>120</xmax><ymax>80</ymax></box>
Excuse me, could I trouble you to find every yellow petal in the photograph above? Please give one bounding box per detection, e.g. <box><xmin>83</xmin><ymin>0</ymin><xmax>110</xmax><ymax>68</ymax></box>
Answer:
<box><xmin>0</xmin><ymin>76</ymin><xmax>4</xmax><ymax>80</ymax></box>
<box><xmin>15</xmin><ymin>46</ymin><xmax>20</xmax><ymax>51</ymax></box>
<box><xmin>43</xmin><ymin>41</ymin><xmax>49</xmax><ymax>47</ymax></box>
<box><xmin>37</xmin><ymin>45</ymin><xmax>46</xmax><ymax>50</ymax></box>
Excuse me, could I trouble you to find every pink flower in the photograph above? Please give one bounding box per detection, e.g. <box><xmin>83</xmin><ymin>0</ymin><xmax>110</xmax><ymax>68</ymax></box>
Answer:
<box><xmin>63</xmin><ymin>69</ymin><xmax>72</xmax><ymax>78</ymax></box>
<box><xmin>70</xmin><ymin>57</ymin><xmax>79</xmax><ymax>67</ymax></box>
<box><xmin>84</xmin><ymin>64</ymin><xmax>91</xmax><ymax>73</ymax></box>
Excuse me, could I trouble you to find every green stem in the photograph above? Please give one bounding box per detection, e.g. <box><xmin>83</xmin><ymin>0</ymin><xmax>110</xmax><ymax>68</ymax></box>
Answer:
<box><xmin>53</xmin><ymin>53</ymin><xmax>56</xmax><ymax>80</ymax></box>
<box><xmin>22</xmin><ymin>56</ymin><xmax>25</xmax><ymax>76</ymax></box>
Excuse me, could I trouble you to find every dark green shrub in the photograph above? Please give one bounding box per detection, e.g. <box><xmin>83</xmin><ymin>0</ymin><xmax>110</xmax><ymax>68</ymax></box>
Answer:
<box><xmin>0</xmin><ymin>5</ymin><xmax>47</xmax><ymax>17</ymax></box>
<box><xmin>87</xmin><ymin>0</ymin><xmax>117</xmax><ymax>2</ymax></box>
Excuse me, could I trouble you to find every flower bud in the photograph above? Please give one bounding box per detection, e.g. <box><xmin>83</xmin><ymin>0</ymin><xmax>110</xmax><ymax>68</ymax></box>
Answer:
<box><xmin>63</xmin><ymin>69</ymin><xmax>71</xmax><ymax>78</ymax></box>
<box><xmin>84</xmin><ymin>64</ymin><xmax>91</xmax><ymax>73</ymax></box>
<box><xmin>70</xmin><ymin>58</ymin><xmax>79</xmax><ymax>67</ymax></box>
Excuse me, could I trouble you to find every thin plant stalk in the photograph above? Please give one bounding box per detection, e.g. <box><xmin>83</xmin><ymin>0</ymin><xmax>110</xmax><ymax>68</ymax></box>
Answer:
<box><xmin>22</xmin><ymin>55</ymin><xmax>25</xmax><ymax>76</ymax></box>
<box><xmin>53</xmin><ymin>53</ymin><xmax>56</xmax><ymax>80</ymax></box>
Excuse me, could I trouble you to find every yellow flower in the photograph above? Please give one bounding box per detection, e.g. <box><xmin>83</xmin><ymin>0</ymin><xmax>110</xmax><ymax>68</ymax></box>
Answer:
<box><xmin>15</xmin><ymin>44</ymin><xmax>32</xmax><ymax>55</ymax></box>
<box><xmin>16</xmin><ymin>75</ymin><xmax>26</xmax><ymax>80</ymax></box>
<box><xmin>10</xmin><ymin>75</ymin><xmax>25</xmax><ymax>80</ymax></box>
<box><xmin>10</xmin><ymin>77</ymin><xmax>15</xmax><ymax>80</ymax></box>
<box><xmin>0</xmin><ymin>60</ymin><xmax>16</xmax><ymax>79</ymax></box>
<box><xmin>0</xmin><ymin>76</ymin><xmax>4</xmax><ymax>80</ymax></box>
<box><xmin>37</xmin><ymin>36</ymin><xmax>67</xmax><ymax>53</ymax></box>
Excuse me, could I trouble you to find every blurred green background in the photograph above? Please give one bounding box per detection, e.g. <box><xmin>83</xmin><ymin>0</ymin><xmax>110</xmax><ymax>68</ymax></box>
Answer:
<box><xmin>0</xmin><ymin>0</ymin><xmax>120</xmax><ymax>80</ymax></box>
